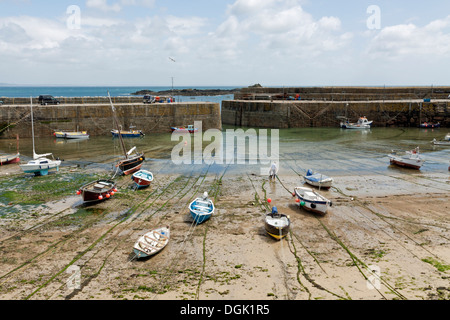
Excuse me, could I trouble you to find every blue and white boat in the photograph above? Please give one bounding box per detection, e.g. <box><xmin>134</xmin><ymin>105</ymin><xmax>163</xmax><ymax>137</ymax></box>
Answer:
<box><xmin>304</xmin><ymin>169</ymin><xmax>333</xmax><ymax>189</ymax></box>
<box><xmin>131</xmin><ymin>169</ymin><xmax>153</xmax><ymax>188</ymax></box>
<box><xmin>189</xmin><ymin>192</ymin><xmax>215</xmax><ymax>224</ymax></box>
<box><xmin>111</xmin><ymin>125</ymin><xmax>144</xmax><ymax>138</ymax></box>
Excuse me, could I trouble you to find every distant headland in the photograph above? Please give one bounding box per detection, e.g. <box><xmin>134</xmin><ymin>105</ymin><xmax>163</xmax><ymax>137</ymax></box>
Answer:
<box><xmin>131</xmin><ymin>87</ymin><xmax>242</xmax><ymax>96</ymax></box>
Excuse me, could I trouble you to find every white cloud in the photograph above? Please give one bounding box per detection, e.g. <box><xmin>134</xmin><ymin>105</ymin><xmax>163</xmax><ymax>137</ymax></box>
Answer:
<box><xmin>86</xmin><ymin>0</ymin><xmax>121</xmax><ymax>12</ymax></box>
<box><xmin>367</xmin><ymin>16</ymin><xmax>450</xmax><ymax>59</ymax></box>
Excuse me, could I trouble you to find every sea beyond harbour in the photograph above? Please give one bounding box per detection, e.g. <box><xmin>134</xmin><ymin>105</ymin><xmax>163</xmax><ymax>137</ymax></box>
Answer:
<box><xmin>0</xmin><ymin>86</ymin><xmax>240</xmax><ymax>102</ymax></box>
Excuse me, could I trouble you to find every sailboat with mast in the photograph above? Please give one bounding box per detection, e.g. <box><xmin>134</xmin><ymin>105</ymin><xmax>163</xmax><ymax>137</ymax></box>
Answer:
<box><xmin>108</xmin><ymin>92</ymin><xmax>145</xmax><ymax>175</ymax></box>
<box><xmin>19</xmin><ymin>97</ymin><xmax>61</xmax><ymax>176</ymax></box>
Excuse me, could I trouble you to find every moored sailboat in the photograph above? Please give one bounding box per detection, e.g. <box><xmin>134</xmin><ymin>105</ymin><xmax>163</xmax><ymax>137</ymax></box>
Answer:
<box><xmin>19</xmin><ymin>98</ymin><xmax>61</xmax><ymax>176</ymax></box>
<box><xmin>108</xmin><ymin>92</ymin><xmax>145</xmax><ymax>175</ymax></box>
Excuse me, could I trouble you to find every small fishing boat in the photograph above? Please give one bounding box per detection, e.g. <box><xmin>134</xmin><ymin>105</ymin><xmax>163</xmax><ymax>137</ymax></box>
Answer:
<box><xmin>108</xmin><ymin>93</ymin><xmax>145</xmax><ymax>175</ymax></box>
<box><xmin>131</xmin><ymin>169</ymin><xmax>153</xmax><ymax>188</ymax></box>
<box><xmin>171</xmin><ymin>125</ymin><xmax>198</xmax><ymax>133</ymax></box>
<box><xmin>54</xmin><ymin>130</ymin><xmax>89</xmax><ymax>139</ymax></box>
<box><xmin>431</xmin><ymin>138</ymin><xmax>450</xmax><ymax>146</ymax></box>
<box><xmin>419</xmin><ymin>122</ymin><xmax>440</xmax><ymax>128</ymax></box>
<box><xmin>189</xmin><ymin>192</ymin><xmax>215</xmax><ymax>224</ymax></box>
<box><xmin>77</xmin><ymin>179</ymin><xmax>117</xmax><ymax>203</ymax></box>
<box><xmin>388</xmin><ymin>147</ymin><xmax>424</xmax><ymax>169</ymax></box>
<box><xmin>445</xmin><ymin>133</ymin><xmax>450</xmax><ymax>141</ymax></box>
<box><xmin>265</xmin><ymin>206</ymin><xmax>290</xmax><ymax>240</ymax></box>
<box><xmin>340</xmin><ymin>116</ymin><xmax>372</xmax><ymax>129</ymax></box>
<box><xmin>116</xmin><ymin>146</ymin><xmax>145</xmax><ymax>175</ymax></box>
<box><xmin>111</xmin><ymin>126</ymin><xmax>144</xmax><ymax>138</ymax></box>
<box><xmin>133</xmin><ymin>226</ymin><xmax>170</xmax><ymax>259</ymax></box>
<box><xmin>293</xmin><ymin>186</ymin><xmax>332</xmax><ymax>215</ymax></box>
<box><xmin>304</xmin><ymin>169</ymin><xmax>333</xmax><ymax>189</ymax></box>
<box><xmin>0</xmin><ymin>153</ymin><xmax>20</xmax><ymax>165</ymax></box>
<box><xmin>0</xmin><ymin>135</ymin><xmax>19</xmax><ymax>165</ymax></box>
<box><xmin>20</xmin><ymin>98</ymin><xmax>61</xmax><ymax>176</ymax></box>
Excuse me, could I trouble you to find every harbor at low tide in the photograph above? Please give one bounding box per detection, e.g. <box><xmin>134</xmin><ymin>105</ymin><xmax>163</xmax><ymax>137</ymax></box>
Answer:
<box><xmin>0</xmin><ymin>125</ymin><xmax>449</xmax><ymax>300</ymax></box>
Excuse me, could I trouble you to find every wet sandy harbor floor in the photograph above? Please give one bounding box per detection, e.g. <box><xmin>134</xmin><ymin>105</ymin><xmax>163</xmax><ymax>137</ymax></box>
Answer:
<box><xmin>0</xmin><ymin>160</ymin><xmax>449</xmax><ymax>301</ymax></box>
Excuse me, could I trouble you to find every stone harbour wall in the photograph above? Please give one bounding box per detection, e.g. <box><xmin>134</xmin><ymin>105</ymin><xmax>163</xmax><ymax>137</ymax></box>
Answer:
<box><xmin>0</xmin><ymin>102</ymin><xmax>221</xmax><ymax>138</ymax></box>
<box><xmin>222</xmin><ymin>99</ymin><xmax>450</xmax><ymax>128</ymax></box>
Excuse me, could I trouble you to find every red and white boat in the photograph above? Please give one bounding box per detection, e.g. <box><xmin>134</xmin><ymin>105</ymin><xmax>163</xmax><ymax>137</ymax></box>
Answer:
<box><xmin>0</xmin><ymin>135</ymin><xmax>20</xmax><ymax>165</ymax></box>
<box><xmin>77</xmin><ymin>179</ymin><xmax>117</xmax><ymax>203</ymax></box>
<box><xmin>131</xmin><ymin>169</ymin><xmax>153</xmax><ymax>188</ymax></box>
<box><xmin>388</xmin><ymin>147</ymin><xmax>424</xmax><ymax>169</ymax></box>
<box><xmin>0</xmin><ymin>152</ymin><xmax>20</xmax><ymax>165</ymax></box>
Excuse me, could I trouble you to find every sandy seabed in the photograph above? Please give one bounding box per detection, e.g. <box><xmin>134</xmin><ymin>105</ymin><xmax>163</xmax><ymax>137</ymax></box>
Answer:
<box><xmin>0</xmin><ymin>163</ymin><xmax>449</xmax><ymax>301</ymax></box>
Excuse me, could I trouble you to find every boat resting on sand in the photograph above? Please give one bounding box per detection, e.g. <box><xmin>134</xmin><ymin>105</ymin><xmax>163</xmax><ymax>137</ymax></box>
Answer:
<box><xmin>78</xmin><ymin>179</ymin><xmax>117</xmax><ymax>203</ymax></box>
<box><xmin>189</xmin><ymin>192</ymin><xmax>215</xmax><ymax>224</ymax></box>
<box><xmin>293</xmin><ymin>186</ymin><xmax>332</xmax><ymax>215</ymax></box>
<box><xmin>0</xmin><ymin>152</ymin><xmax>20</xmax><ymax>165</ymax></box>
<box><xmin>133</xmin><ymin>226</ymin><xmax>170</xmax><ymax>259</ymax></box>
<box><xmin>131</xmin><ymin>169</ymin><xmax>153</xmax><ymax>188</ymax></box>
<box><xmin>265</xmin><ymin>207</ymin><xmax>290</xmax><ymax>240</ymax></box>
<box><xmin>304</xmin><ymin>169</ymin><xmax>333</xmax><ymax>189</ymax></box>
<box><xmin>388</xmin><ymin>147</ymin><xmax>424</xmax><ymax>169</ymax></box>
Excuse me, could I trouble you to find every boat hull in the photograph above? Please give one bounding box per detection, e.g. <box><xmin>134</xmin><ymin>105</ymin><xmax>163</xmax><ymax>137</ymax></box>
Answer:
<box><xmin>133</xmin><ymin>226</ymin><xmax>170</xmax><ymax>259</ymax></box>
<box><xmin>131</xmin><ymin>170</ymin><xmax>153</xmax><ymax>188</ymax></box>
<box><xmin>420</xmin><ymin>123</ymin><xmax>440</xmax><ymax>128</ymax></box>
<box><xmin>304</xmin><ymin>171</ymin><xmax>333</xmax><ymax>189</ymax></box>
<box><xmin>265</xmin><ymin>214</ymin><xmax>290</xmax><ymax>240</ymax></box>
<box><xmin>0</xmin><ymin>153</ymin><xmax>20</xmax><ymax>165</ymax></box>
<box><xmin>389</xmin><ymin>157</ymin><xmax>423</xmax><ymax>169</ymax></box>
<box><xmin>171</xmin><ymin>127</ymin><xmax>198</xmax><ymax>134</ymax></box>
<box><xmin>111</xmin><ymin>130</ymin><xmax>144</xmax><ymax>138</ymax></box>
<box><xmin>79</xmin><ymin>179</ymin><xmax>116</xmax><ymax>203</ymax></box>
<box><xmin>189</xmin><ymin>198</ymin><xmax>214</xmax><ymax>224</ymax></box>
<box><xmin>340</xmin><ymin>124</ymin><xmax>371</xmax><ymax>129</ymax></box>
<box><xmin>55</xmin><ymin>131</ymin><xmax>89</xmax><ymax>139</ymax></box>
<box><xmin>19</xmin><ymin>159</ymin><xmax>61</xmax><ymax>176</ymax></box>
<box><xmin>294</xmin><ymin>187</ymin><xmax>332</xmax><ymax>215</ymax></box>
<box><xmin>117</xmin><ymin>153</ymin><xmax>145</xmax><ymax>175</ymax></box>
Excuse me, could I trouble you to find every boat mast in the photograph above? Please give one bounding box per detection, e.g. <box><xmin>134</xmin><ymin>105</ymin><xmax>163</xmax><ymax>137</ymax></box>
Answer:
<box><xmin>30</xmin><ymin>97</ymin><xmax>36</xmax><ymax>159</ymax></box>
<box><xmin>107</xmin><ymin>91</ymin><xmax>128</xmax><ymax>159</ymax></box>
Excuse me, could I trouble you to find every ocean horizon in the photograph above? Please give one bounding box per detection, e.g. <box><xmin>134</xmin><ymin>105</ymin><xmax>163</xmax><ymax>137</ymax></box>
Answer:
<box><xmin>0</xmin><ymin>86</ymin><xmax>243</xmax><ymax>98</ymax></box>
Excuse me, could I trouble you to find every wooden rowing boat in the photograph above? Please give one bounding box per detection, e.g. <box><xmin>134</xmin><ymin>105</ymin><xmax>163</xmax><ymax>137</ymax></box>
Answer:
<box><xmin>133</xmin><ymin>226</ymin><xmax>170</xmax><ymax>259</ymax></box>
<box><xmin>131</xmin><ymin>169</ymin><xmax>153</xmax><ymax>188</ymax></box>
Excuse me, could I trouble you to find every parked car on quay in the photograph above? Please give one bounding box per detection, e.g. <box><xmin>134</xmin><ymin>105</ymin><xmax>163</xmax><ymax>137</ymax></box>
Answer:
<box><xmin>39</xmin><ymin>95</ymin><xmax>60</xmax><ymax>105</ymax></box>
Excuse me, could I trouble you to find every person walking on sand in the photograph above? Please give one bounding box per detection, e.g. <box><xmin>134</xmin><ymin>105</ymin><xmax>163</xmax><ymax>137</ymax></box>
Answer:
<box><xmin>269</xmin><ymin>161</ymin><xmax>278</xmax><ymax>181</ymax></box>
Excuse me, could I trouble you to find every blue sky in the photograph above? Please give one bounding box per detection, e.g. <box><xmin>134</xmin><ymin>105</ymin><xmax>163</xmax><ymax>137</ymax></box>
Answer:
<box><xmin>1</xmin><ymin>0</ymin><xmax>450</xmax><ymax>86</ymax></box>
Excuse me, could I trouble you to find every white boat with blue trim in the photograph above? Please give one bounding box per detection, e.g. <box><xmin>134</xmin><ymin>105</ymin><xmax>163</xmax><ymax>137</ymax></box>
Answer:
<box><xmin>294</xmin><ymin>186</ymin><xmax>332</xmax><ymax>215</ymax></box>
<box><xmin>340</xmin><ymin>116</ymin><xmax>372</xmax><ymax>129</ymax></box>
<box><xmin>304</xmin><ymin>169</ymin><xmax>333</xmax><ymax>189</ymax></box>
